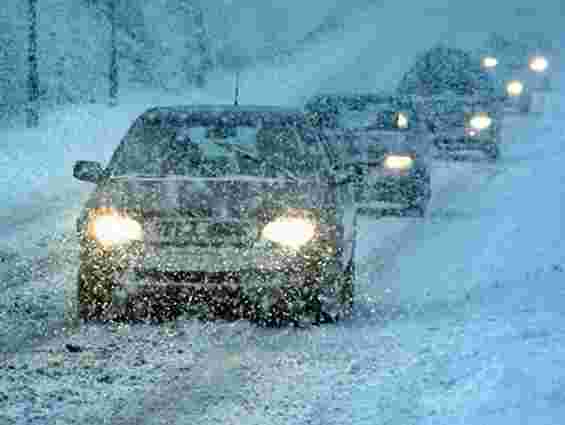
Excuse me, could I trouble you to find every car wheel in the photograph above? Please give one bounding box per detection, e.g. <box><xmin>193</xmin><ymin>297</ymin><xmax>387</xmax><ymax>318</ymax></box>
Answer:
<box><xmin>246</xmin><ymin>283</ymin><xmax>316</xmax><ymax>327</ymax></box>
<box><xmin>339</xmin><ymin>260</ymin><xmax>355</xmax><ymax>317</ymax></box>
<box><xmin>484</xmin><ymin>142</ymin><xmax>500</xmax><ymax>161</ymax></box>
<box><xmin>404</xmin><ymin>203</ymin><xmax>426</xmax><ymax>218</ymax></box>
<box><xmin>316</xmin><ymin>257</ymin><xmax>355</xmax><ymax>324</ymax></box>
<box><xmin>519</xmin><ymin>98</ymin><xmax>531</xmax><ymax>114</ymax></box>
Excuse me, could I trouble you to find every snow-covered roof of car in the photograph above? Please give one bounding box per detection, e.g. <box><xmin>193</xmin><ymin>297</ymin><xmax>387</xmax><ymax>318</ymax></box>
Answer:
<box><xmin>305</xmin><ymin>92</ymin><xmax>403</xmax><ymax>110</ymax></box>
<box><xmin>140</xmin><ymin>105</ymin><xmax>309</xmax><ymax>128</ymax></box>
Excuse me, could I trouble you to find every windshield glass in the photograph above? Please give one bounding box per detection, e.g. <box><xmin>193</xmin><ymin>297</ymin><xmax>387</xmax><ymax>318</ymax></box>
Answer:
<box><xmin>106</xmin><ymin>121</ymin><xmax>328</xmax><ymax>178</ymax></box>
<box><xmin>337</xmin><ymin>103</ymin><xmax>401</xmax><ymax>130</ymax></box>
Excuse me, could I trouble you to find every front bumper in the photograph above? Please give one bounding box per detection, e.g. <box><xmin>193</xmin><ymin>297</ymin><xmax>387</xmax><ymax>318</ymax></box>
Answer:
<box><xmin>433</xmin><ymin>134</ymin><xmax>497</xmax><ymax>152</ymax></box>
<box><xmin>503</xmin><ymin>94</ymin><xmax>532</xmax><ymax>114</ymax></box>
<box><xmin>80</xmin><ymin>239</ymin><xmax>338</xmax><ymax>291</ymax></box>
<box><xmin>360</xmin><ymin>173</ymin><xmax>428</xmax><ymax>206</ymax></box>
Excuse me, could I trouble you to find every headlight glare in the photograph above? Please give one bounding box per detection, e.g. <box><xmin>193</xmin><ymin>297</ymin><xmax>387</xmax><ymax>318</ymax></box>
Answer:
<box><xmin>384</xmin><ymin>155</ymin><xmax>413</xmax><ymax>171</ymax></box>
<box><xmin>88</xmin><ymin>210</ymin><xmax>143</xmax><ymax>247</ymax></box>
<box><xmin>529</xmin><ymin>56</ymin><xmax>548</xmax><ymax>73</ymax></box>
<box><xmin>469</xmin><ymin>113</ymin><xmax>492</xmax><ymax>130</ymax></box>
<box><xmin>506</xmin><ymin>80</ymin><xmax>524</xmax><ymax>97</ymax></box>
<box><xmin>262</xmin><ymin>217</ymin><xmax>316</xmax><ymax>250</ymax></box>
<box><xmin>482</xmin><ymin>56</ymin><xmax>498</xmax><ymax>68</ymax></box>
<box><xmin>395</xmin><ymin>112</ymin><xmax>409</xmax><ymax>129</ymax></box>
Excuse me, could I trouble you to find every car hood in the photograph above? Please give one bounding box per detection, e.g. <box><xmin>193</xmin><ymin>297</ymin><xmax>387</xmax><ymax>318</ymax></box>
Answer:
<box><xmin>363</xmin><ymin>129</ymin><xmax>429</xmax><ymax>157</ymax></box>
<box><xmin>83</xmin><ymin>175</ymin><xmax>335</xmax><ymax>220</ymax></box>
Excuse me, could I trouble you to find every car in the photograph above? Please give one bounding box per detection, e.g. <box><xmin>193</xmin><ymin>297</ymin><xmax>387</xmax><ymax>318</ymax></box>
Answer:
<box><xmin>479</xmin><ymin>32</ymin><xmax>554</xmax><ymax>114</ymax></box>
<box><xmin>72</xmin><ymin>105</ymin><xmax>365</xmax><ymax>326</ymax></box>
<box><xmin>304</xmin><ymin>93</ymin><xmax>432</xmax><ymax>217</ymax></box>
<box><xmin>397</xmin><ymin>45</ymin><xmax>503</xmax><ymax>160</ymax></box>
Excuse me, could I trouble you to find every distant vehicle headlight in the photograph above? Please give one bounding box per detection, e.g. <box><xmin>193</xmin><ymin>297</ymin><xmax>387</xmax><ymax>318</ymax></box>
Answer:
<box><xmin>529</xmin><ymin>56</ymin><xmax>548</xmax><ymax>73</ymax></box>
<box><xmin>395</xmin><ymin>112</ymin><xmax>409</xmax><ymax>129</ymax></box>
<box><xmin>482</xmin><ymin>56</ymin><xmax>498</xmax><ymax>69</ymax></box>
<box><xmin>262</xmin><ymin>216</ymin><xmax>316</xmax><ymax>250</ymax></box>
<box><xmin>383</xmin><ymin>155</ymin><xmax>413</xmax><ymax>171</ymax></box>
<box><xmin>469</xmin><ymin>113</ymin><xmax>492</xmax><ymax>130</ymax></box>
<box><xmin>88</xmin><ymin>209</ymin><xmax>143</xmax><ymax>248</ymax></box>
<box><xmin>506</xmin><ymin>80</ymin><xmax>524</xmax><ymax>97</ymax></box>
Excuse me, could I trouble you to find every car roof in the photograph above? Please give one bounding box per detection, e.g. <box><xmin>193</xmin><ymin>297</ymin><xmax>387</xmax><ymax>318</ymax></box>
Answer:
<box><xmin>140</xmin><ymin>104</ymin><xmax>309</xmax><ymax>128</ymax></box>
<box><xmin>305</xmin><ymin>92</ymin><xmax>395</xmax><ymax>108</ymax></box>
<box><xmin>304</xmin><ymin>92</ymin><xmax>430</xmax><ymax>113</ymax></box>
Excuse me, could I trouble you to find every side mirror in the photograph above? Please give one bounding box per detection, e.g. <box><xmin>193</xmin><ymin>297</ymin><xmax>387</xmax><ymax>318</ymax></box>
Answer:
<box><xmin>73</xmin><ymin>160</ymin><xmax>104</xmax><ymax>183</ymax></box>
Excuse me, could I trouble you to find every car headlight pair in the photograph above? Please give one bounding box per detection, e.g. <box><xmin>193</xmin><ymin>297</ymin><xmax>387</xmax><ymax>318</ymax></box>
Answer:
<box><xmin>89</xmin><ymin>208</ymin><xmax>318</xmax><ymax>251</ymax></box>
<box><xmin>482</xmin><ymin>55</ymin><xmax>548</xmax><ymax>73</ymax></box>
<box><xmin>87</xmin><ymin>209</ymin><xmax>143</xmax><ymax>248</ymax></box>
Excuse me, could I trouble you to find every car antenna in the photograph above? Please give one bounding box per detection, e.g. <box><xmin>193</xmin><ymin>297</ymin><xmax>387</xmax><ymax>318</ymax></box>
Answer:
<box><xmin>233</xmin><ymin>71</ymin><xmax>240</xmax><ymax>106</ymax></box>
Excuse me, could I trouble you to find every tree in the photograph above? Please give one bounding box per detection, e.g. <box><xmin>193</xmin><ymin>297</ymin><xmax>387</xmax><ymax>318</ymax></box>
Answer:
<box><xmin>191</xmin><ymin>4</ymin><xmax>212</xmax><ymax>88</ymax></box>
<box><xmin>27</xmin><ymin>0</ymin><xmax>39</xmax><ymax>127</ymax></box>
<box><xmin>108</xmin><ymin>0</ymin><xmax>118</xmax><ymax>106</ymax></box>
<box><xmin>397</xmin><ymin>45</ymin><xmax>496</xmax><ymax>98</ymax></box>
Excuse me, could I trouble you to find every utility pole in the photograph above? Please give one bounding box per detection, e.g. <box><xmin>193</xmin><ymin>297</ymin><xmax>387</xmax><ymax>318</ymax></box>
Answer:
<box><xmin>26</xmin><ymin>0</ymin><xmax>39</xmax><ymax>127</ymax></box>
<box><xmin>108</xmin><ymin>0</ymin><xmax>118</xmax><ymax>106</ymax></box>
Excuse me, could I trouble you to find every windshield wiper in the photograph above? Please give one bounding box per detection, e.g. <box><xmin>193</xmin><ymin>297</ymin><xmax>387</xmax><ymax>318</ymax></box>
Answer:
<box><xmin>207</xmin><ymin>138</ymin><xmax>299</xmax><ymax>182</ymax></box>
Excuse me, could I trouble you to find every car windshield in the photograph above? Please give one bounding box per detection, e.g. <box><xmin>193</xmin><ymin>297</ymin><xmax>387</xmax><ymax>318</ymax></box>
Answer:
<box><xmin>106</xmin><ymin>120</ymin><xmax>329</xmax><ymax>178</ymax></box>
<box><xmin>337</xmin><ymin>104</ymin><xmax>405</xmax><ymax>130</ymax></box>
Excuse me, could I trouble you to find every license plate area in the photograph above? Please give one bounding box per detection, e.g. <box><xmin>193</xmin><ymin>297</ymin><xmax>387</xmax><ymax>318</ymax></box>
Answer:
<box><xmin>148</xmin><ymin>219</ymin><xmax>258</xmax><ymax>248</ymax></box>
<box><xmin>368</xmin><ymin>166</ymin><xmax>408</xmax><ymax>182</ymax></box>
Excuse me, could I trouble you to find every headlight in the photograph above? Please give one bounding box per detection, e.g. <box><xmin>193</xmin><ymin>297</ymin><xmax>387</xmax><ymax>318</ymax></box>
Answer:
<box><xmin>482</xmin><ymin>56</ymin><xmax>498</xmax><ymax>69</ymax></box>
<box><xmin>529</xmin><ymin>56</ymin><xmax>548</xmax><ymax>73</ymax></box>
<box><xmin>506</xmin><ymin>80</ymin><xmax>524</xmax><ymax>97</ymax></box>
<box><xmin>88</xmin><ymin>210</ymin><xmax>143</xmax><ymax>247</ymax></box>
<box><xmin>395</xmin><ymin>112</ymin><xmax>409</xmax><ymax>129</ymax></box>
<box><xmin>383</xmin><ymin>155</ymin><xmax>413</xmax><ymax>171</ymax></box>
<box><xmin>262</xmin><ymin>216</ymin><xmax>316</xmax><ymax>250</ymax></box>
<box><xmin>469</xmin><ymin>113</ymin><xmax>492</xmax><ymax>130</ymax></box>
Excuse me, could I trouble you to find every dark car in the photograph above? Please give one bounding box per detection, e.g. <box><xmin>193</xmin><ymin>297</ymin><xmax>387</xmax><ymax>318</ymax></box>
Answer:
<box><xmin>72</xmin><ymin>105</ymin><xmax>365</xmax><ymax>325</ymax></box>
<box><xmin>397</xmin><ymin>46</ymin><xmax>504</xmax><ymax>160</ymax></box>
<box><xmin>304</xmin><ymin>93</ymin><xmax>432</xmax><ymax>217</ymax></box>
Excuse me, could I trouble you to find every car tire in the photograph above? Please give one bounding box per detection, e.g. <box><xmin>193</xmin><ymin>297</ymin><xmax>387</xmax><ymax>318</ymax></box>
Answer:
<box><xmin>77</xmin><ymin>264</ymin><xmax>115</xmax><ymax>322</ymax></box>
<box><xmin>404</xmin><ymin>172</ymin><xmax>431</xmax><ymax>218</ymax></box>
<box><xmin>484</xmin><ymin>142</ymin><xmax>500</xmax><ymax>161</ymax></box>
<box><xmin>316</xmin><ymin>257</ymin><xmax>356</xmax><ymax>324</ymax></box>
<box><xmin>519</xmin><ymin>97</ymin><xmax>532</xmax><ymax>114</ymax></box>
<box><xmin>245</xmin><ymin>283</ymin><xmax>314</xmax><ymax>327</ymax></box>
<box><xmin>339</xmin><ymin>260</ymin><xmax>355</xmax><ymax>317</ymax></box>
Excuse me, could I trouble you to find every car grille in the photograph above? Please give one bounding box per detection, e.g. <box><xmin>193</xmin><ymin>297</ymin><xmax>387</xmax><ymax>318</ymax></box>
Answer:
<box><xmin>137</xmin><ymin>270</ymin><xmax>243</xmax><ymax>285</ymax></box>
<box><xmin>146</xmin><ymin>219</ymin><xmax>258</xmax><ymax>248</ymax></box>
